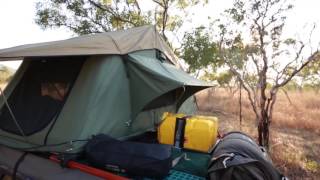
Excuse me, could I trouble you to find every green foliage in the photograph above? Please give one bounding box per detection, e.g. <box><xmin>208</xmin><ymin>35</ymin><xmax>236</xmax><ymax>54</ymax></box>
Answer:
<box><xmin>283</xmin><ymin>80</ymin><xmax>301</xmax><ymax>91</ymax></box>
<box><xmin>201</xmin><ymin>71</ymin><xmax>234</xmax><ymax>87</ymax></box>
<box><xmin>180</xmin><ymin>25</ymin><xmax>247</xmax><ymax>85</ymax></box>
<box><xmin>299</xmin><ymin>53</ymin><xmax>320</xmax><ymax>91</ymax></box>
<box><xmin>283</xmin><ymin>38</ymin><xmax>296</xmax><ymax>45</ymax></box>
<box><xmin>226</xmin><ymin>35</ymin><xmax>248</xmax><ymax>69</ymax></box>
<box><xmin>301</xmin><ymin>53</ymin><xmax>320</xmax><ymax>77</ymax></box>
<box><xmin>181</xmin><ymin>26</ymin><xmax>220</xmax><ymax>73</ymax></box>
<box><xmin>224</xmin><ymin>0</ymin><xmax>245</xmax><ymax>23</ymax></box>
<box><xmin>215</xmin><ymin>71</ymin><xmax>234</xmax><ymax>87</ymax></box>
<box><xmin>35</xmin><ymin>0</ymin><xmax>208</xmax><ymax>40</ymax></box>
<box><xmin>200</xmin><ymin>71</ymin><xmax>216</xmax><ymax>82</ymax></box>
<box><xmin>218</xmin><ymin>0</ymin><xmax>296</xmax><ymax>60</ymax></box>
<box><xmin>35</xmin><ymin>0</ymin><xmax>151</xmax><ymax>35</ymax></box>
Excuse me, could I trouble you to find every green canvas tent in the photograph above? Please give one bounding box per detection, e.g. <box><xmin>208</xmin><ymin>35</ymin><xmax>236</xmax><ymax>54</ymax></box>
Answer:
<box><xmin>0</xmin><ymin>26</ymin><xmax>210</xmax><ymax>153</ymax></box>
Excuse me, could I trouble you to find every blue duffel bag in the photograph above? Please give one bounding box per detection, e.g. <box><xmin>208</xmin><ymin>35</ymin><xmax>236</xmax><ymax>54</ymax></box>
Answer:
<box><xmin>85</xmin><ymin>134</ymin><xmax>172</xmax><ymax>178</ymax></box>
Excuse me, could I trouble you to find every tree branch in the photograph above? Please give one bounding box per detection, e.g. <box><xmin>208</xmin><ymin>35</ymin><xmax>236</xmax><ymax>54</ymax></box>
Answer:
<box><xmin>250</xmin><ymin>53</ymin><xmax>260</xmax><ymax>73</ymax></box>
<box><xmin>277</xmin><ymin>43</ymin><xmax>304</xmax><ymax>79</ymax></box>
<box><xmin>88</xmin><ymin>0</ymin><xmax>137</xmax><ymax>27</ymax></box>
<box><xmin>275</xmin><ymin>51</ymin><xmax>319</xmax><ymax>88</ymax></box>
<box><xmin>266</xmin><ymin>89</ymin><xmax>277</xmax><ymax>122</ymax></box>
<box><xmin>132</xmin><ymin>0</ymin><xmax>141</xmax><ymax>15</ymax></box>
<box><xmin>225</xmin><ymin>60</ymin><xmax>260</xmax><ymax>118</ymax></box>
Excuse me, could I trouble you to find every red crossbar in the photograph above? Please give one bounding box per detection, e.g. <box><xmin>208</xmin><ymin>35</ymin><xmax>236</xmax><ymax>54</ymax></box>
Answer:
<box><xmin>49</xmin><ymin>155</ymin><xmax>129</xmax><ymax>180</ymax></box>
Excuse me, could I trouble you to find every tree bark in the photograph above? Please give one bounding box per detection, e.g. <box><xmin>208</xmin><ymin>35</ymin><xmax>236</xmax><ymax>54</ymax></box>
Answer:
<box><xmin>239</xmin><ymin>81</ymin><xmax>242</xmax><ymax>128</ymax></box>
<box><xmin>258</xmin><ymin>115</ymin><xmax>270</xmax><ymax>147</ymax></box>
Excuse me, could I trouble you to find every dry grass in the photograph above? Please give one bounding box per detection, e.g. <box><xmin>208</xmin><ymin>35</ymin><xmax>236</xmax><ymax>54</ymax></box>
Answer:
<box><xmin>195</xmin><ymin>88</ymin><xmax>320</xmax><ymax>179</ymax></box>
<box><xmin>272</xmin><ymin>91</ymin><xmax>320</xmax><ymax>134</ymax></box>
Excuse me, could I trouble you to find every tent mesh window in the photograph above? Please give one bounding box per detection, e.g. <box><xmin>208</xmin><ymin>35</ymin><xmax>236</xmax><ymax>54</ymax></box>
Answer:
<box><xmin>0</xmin><ymin>57</ymin><xmax>85</xmax><ymax>136</ymax></box>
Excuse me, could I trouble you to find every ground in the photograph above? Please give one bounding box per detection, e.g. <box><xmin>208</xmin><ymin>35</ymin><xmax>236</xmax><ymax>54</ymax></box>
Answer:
<box><xmin>196</xmin><ymin>88</ymin><xmax>320</xmax><ymax>180</ymax></box>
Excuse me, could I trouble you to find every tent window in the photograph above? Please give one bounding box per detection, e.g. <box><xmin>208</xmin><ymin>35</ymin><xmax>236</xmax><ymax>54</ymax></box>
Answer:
<box><xmin>0</xmin><ymin>57</ymin><xmax>85</xmax><ymax>136</ymax></box>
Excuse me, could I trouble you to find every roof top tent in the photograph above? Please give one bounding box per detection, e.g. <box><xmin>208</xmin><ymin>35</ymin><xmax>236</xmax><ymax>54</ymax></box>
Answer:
<box><xmin>0</xmin><ymin>26</ymin><xmax>211</xmax><ymax>153</ymax></box>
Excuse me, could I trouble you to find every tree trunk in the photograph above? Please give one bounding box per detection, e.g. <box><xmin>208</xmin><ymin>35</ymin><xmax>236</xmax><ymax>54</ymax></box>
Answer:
<box><xmin>239</xmin><ymin>82</ymin><xmax>242</xmax><ymax>128</ymax></box>
<box><xmin>258</xmin><ymin>120</ymin><xmax>263</xmax><ymax>146</ymax></box>
<box><xmin>258</xmin><ymin>114</ymin><xmax>270</xmax><ymax>147</ymax></box>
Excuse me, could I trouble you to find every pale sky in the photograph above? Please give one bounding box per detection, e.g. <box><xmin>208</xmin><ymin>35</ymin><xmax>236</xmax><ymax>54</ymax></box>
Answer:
<box><xmin>0</xmin><ymin>0</ymin><xmax>320</xmax><ymax>69</ymax></box>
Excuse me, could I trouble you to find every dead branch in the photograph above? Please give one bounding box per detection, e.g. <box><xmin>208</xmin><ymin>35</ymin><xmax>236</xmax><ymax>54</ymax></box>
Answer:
<box><xmin>281</xmin><ymin>88</ymin><xmax>294</xmax><ymax>106</ymax></box>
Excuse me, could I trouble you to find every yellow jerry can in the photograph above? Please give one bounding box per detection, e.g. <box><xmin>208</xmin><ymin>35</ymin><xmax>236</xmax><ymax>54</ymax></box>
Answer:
<box><xmin>158</xmin><ymin>112</ymin><xmax>218</xmax><ymax>153</ymax></box>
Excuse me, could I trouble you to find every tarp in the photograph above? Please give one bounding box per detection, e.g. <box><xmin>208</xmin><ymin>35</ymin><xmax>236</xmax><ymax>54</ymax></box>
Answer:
<box><xmin>0</xmin><ymin>26</ymin><xmax>178</xmax><ymax>65</ymax></box>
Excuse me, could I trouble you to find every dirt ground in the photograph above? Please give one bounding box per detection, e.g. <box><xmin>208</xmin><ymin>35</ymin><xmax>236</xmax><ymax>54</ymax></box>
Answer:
<box><xmin>196</xmin><ymin>89</ymin><xmax>320</xmax><ymax>180</ymax></box>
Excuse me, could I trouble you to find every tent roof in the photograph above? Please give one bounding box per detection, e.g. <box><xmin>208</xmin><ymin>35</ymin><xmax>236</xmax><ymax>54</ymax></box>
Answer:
<box><xmin>0</xmin><ymin>26</ymin><xmax>178</xmax><ymax>65</ymax></box>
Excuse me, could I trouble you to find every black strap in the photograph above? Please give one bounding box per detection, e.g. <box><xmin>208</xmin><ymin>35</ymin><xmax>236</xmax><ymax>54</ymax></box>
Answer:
<box><xmin>174</xmin><ymin>117</ymin><xmax>186</xmax><ymax>148</ymax></box>
<box><xmin>12</xmin><ymin>152</ymin><xmax>28</xmax><ymax>180</ymax></box>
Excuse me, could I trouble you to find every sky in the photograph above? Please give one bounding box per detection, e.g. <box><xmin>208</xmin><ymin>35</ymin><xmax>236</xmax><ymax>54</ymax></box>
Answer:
<box><xmin>0</xmin><ymin>0</ymin><xmax>320</xmax><ymax>69</ymax></box>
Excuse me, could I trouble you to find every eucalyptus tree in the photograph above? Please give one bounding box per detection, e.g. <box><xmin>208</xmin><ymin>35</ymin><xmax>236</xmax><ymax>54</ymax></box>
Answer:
<box><xmin>215</xmin><ymin>0</ymin><xmax>319</xmax><ymax>147</ymax></box>
<box><xmin>35</xmin><ymin>0</ymin><xmax>207</xmax><ymax>42</ymax></box>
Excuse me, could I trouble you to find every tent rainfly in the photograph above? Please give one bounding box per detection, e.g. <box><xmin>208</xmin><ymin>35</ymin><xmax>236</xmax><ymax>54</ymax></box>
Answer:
<box><xmin>0</xmin><ymin>26</ymin><xmax>211</xmax><ymax>153</ymax></box>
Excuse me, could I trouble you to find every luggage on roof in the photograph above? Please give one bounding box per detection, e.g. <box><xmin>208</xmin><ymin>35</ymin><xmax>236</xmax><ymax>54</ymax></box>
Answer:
<box><xmin>85</xmin><ymin>134</ymin><xmax>172</xmax><ymax>178</ymax></box>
